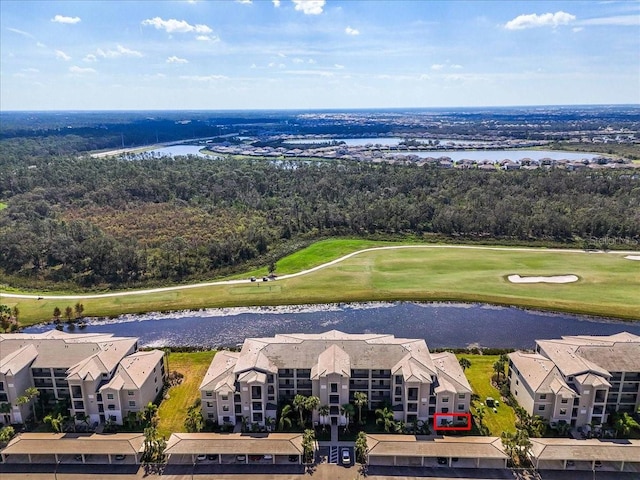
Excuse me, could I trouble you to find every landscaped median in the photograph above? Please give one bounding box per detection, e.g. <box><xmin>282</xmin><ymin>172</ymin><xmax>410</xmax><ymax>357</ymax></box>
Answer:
<box><xmin>3</xmin><ymin>241</ymin><xmax>640</xmax><ymax>326</ymax></box>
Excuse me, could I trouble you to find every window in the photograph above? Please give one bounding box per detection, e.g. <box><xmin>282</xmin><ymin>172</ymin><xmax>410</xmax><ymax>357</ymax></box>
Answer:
<box><xmin>222</xmin><ymin>405</ymin><xmax>229</xmax><ymax>412</ymax></box>
<box><xmin>330</xmin><ymin>395</ymin><xmax>340</xmax><ymax>404</ymax></box>
<box><xmin>442</xmin><ymin>408</ymin><xmax>449</xmax><ymax>413</ymax></box>
<box><xmin>206</xmin><ymin>391</ymin><xmax>213</xmax><ymax>397</ymax></box>
<box><xmin>252</xmin><ymin>402</ymin><xmax>262</xmax><ymax>411</ymax></box>
<box><xmin>442</xmin><ymin>397</ymin><xmax>449</xmax><ymax>403</ymax></box>
<box><xmin>559</xmin><ymin>408</ymin><xmax>567</xmax><ymax>415</ymax></box>
<box><xmin>106</xmin><ymin>393</ymin><xmax>114</xmax><ymax>400</ymax></box>
<box><xmin>331</xmin><ymin>384</ymin><xmax>338</xmax><ymax>393</ymax></box>
<box><xmin>251</xmin><ymin>386</ymin><xmax>262</xmax><ymax>399</ymax></box>
<box><xmin>108</xmin><ymin>404</ymin><xmax>115</xmax><ymax>410</ymax></box>
<box><xmin>457</xmin><ymin>404</ymin><xmax>465</xmax><ymax>410</ymax></box>
<box><xmin>109</xmin><ymin>415</ymin><xmax>117</xmax><ymax>422</ymax></box>
<box><xmin>207</xmin><ymin>402</ymin><xmax>213</xmax><ymax>408</ymax></box>
<box><xmin>208</xmin><ymin>413</ymin><xmax>215</xmax><ymax>419</ymax></box>
<box><xmin>221</xmin><ymin>394</ymin><xmax>228</xmax><ymax>401</ymax></box>
<box><xmin>538</xmin><ymin>405</ymin><xmax>545</xmax><ymax>411</ymax></box>
<box><xmin>128</xmin><ymin>390</ymin><xmax>134</xmax><ymax>396</ymax></box>
<box><xmin>540</xmin><ymin>394</ymin><xmax>547</xmax><ymax>400</ymax></box>
<box><xmin>458</xmin><ymin>394</ymin><xmax>465</xmax><ymax>399</ymax></box>
<box><xmin>252</xmin><ymin>412</ymin><xmax>263</xmax><ymax>422</ymax></box>
<box><xmin>561</xmin><ymin>398</ymin><xmax>568</xmax><ymax>404</ymax></box>
<box><xmin>129</xmin><ymin>401</ymin><xmax>136</xmax><ymax>407</ymax></box>
<box><xmin>0</xmin><ymin>382</ymin><xmax>4</xmax><ymax>391</ymax></box>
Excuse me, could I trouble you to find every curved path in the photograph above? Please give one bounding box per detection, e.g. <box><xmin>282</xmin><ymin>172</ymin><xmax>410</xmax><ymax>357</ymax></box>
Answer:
<box><xmin>1</xmin><ymin>244</ymin><xmax>637</xmax><ymax>300</ymax></box>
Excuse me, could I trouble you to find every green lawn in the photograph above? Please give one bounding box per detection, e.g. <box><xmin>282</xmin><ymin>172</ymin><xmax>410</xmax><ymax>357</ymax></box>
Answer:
<box><xmin>0</xmin><ymin>201</ymin><xmax>7</xmax><ymax>211</ymax></box>
<box><xmin>5</xmin><ymin>241</ymin><xmax>640</xmax><ymax>326</ymax></box>
<box><xmin>157</xmin><ymin>350</ymin><xmax>216</xmax><ymax>438</ymax></box>
<box><xmin>458</xmin><ymin>354</ymin><xmax>516</xmax><ymax>435</ymax></box>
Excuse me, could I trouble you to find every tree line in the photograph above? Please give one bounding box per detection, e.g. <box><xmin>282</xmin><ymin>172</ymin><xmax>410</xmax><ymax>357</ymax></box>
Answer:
<box><xmin>0</xmin><ymin>150</ymin><xmax>638</xmax><ymax>289</ymax></box>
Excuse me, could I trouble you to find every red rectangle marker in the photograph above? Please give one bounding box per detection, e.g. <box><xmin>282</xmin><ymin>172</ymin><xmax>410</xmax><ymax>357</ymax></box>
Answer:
<box><xmin>433</xmin><ymin>412</ymin><xmax>472</xmax><ymax>431</ymax></box>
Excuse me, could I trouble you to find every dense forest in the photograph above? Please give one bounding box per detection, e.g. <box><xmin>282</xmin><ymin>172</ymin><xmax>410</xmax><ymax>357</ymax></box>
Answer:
<box><xmin>1</xmin><ymin>143</ymin><xmax>638</xmax><ymax>290</ymax></box>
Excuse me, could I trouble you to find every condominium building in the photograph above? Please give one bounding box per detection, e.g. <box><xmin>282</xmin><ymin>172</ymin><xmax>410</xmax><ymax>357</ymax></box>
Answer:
<box><xmin>0</xmin><ymin>330</ymin><xmax>166</xmax><ymax>426</ymax></box>
<box><xmin>200</xmin><ymin>330</ymin><xmax>471</xmax><ymax>428</ymax></box>
<box><xmin>508</xmin><ymin>332</ymin><xmax>640</xmax><ymax>428</ymax></box>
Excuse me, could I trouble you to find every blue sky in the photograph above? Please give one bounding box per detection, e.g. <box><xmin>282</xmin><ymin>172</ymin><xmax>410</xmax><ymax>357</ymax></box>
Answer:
<box><xmin>1</xmin><ymin>0</ymin><xmax>639</xmax><ymax>110</ymax></box>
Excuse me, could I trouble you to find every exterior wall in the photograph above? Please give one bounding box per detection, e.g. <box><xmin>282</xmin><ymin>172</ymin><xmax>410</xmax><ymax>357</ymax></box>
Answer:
<box><xmin>2</xmin><ymin>368</ymin><xmax>32</xmax><ymax>424</ymax></box>
<box><xmin>508</xmin><ymin>367</ymin><xmax>536</xmax><ymax>415</ymax></box>
<box><xmin>101</xmin><ymin>386</ymin><xmax>124</xmax><ymax>425</ymax></box>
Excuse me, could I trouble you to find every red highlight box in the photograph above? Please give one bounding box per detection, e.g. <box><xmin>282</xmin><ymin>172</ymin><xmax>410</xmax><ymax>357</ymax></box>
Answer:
<box><xmin>433</xmin><ymin>413</ymin><xmax>472</xmax><ymax>431</ymax></box>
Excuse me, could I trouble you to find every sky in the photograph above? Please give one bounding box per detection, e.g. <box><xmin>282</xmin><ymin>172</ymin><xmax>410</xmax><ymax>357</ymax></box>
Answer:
<box><xmin>1</xmin><ymin>0</ymin><xmax>639</xmax><ymax>110</ymax></box>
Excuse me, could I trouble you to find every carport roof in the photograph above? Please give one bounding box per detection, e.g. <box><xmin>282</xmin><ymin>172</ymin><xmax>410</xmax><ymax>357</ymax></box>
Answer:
<box><xmin>164</xmin><ymin>433</ymin><xmax>304</xmax><ymax>456</ymax></box>
<box><xmin>366</xmin><ymin>434</ymin><xmax>508</xmax><ymax>459</ymax></box>
<box><xmin>1</xmin><ymin>433</ymin><xmax>144</xmax><ymax>456</ymax></box>
<box><xmin>530</xmin><ymin>438</ymin><xmax>640</xmax><ymax>462</ymax></box>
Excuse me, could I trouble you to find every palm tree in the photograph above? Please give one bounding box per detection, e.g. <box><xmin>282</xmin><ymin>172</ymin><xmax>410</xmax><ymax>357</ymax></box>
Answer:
<box><xmin>184</xmin><ymin>406</ymin><xmax>203</xmax><ymax>433</ymax></box>
<box><xmin>318</xmin><ymin>405</ymin><xmax>329</xmax><ymax>431</ymax></box>
<box><xmin>493</xmin><ymin>359</ymin><xmax>506</xmax><ymax>383</ymax></box>
<box><xmin>614</xmin><ymin>412</ymin><xmax>640</xmax><ymax>438</ymax></box>
<box><xmin>44</xmin><ymin>412</ymin><xmax>67</xmax><ymax>433</ymax></box>
<box><xmin>458</xmin><ymin>357</ymin><xmax>471</xmax><ymax>371</ymax></box>
<box><xmin>340</xmin><ymin>403</ymin><xmax>355</xmax><ymax>433</ymax></box>
<box><xmin>140</xmin><ymin>402</ymin><xmax>158</xmax><ymax>427</ymax></box>
<box><xmin>375</xmin><ymin>406</ymin><xmax>395</xmax><ymax>433</ymax></box>
<box><xmin>278</xmin><ymin>404</ymin><xmax>293</xmax><ymax>431</ymax></box>
<box><xmin>17</xmin><ymin>387</ymin><xmax>40</xmax><ymax>423</ymax></box>
<box><xmin>355</xmin><ymin>431</ymin><xmax>368</xmax><ymax>464</ymax></box>
<box><xmin>304</xmin><ymin>395</ymin><xmax>320</xmax><ymax>426</ymax></box>
<box><xmin>293</xmin><ymin>394</ymin><xmax>307</xmax><ymax>428</ymax></box>
<box><xmin>354</xmin><ymin>391</ymin><xmax>368</xmax><ymax>425</ymax></box>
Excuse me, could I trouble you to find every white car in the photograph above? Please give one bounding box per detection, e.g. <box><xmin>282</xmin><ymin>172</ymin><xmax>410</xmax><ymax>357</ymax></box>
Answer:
<box><xmin>341</xmin><ymin>448</ymin><xmax>351</xmax><ymax>466</ymax></box>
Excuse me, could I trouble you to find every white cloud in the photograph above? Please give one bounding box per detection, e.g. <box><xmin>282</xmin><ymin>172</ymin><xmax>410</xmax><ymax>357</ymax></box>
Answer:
<box><xmin>55</xmin><ymin>50</ymin><xmax>71</xmax><ymax>61</ymax></box>
<box><xmin>572</xmin><ymin>27</ymin><xmax>584</xmax><ymax>32</ymax></box>
<box><xmin>451</xmin><ymin>64</ymin><xmax>463</xmax><ymax>69</ymax></box>
<box><xmin>196</xmin><ymin>35</ymin><xmax>219</xmax><ymax>42</ymax></box>
<box><xmin>308</xmin><ymin>58</ymin><xmax>316</xmax><ymax>64</ymax></box>
<box><xmin>69</xmin><ymin>65</ymin><xmax>96</xmax><ymax>74</ymax></box>
<box><xmin>22</xmin><ymin>68</ymin><xmax>39</xmax><ymax>73</ymax></box>
<box><xmin>142</xmin><ymin>17</ymin><xmax>213</xmax><ymax>34</ymax></box>
<box><xmin>579</xmin><ymin>15</ymin><xmax>639</xmax><ymax>26</ymax></box>
<box><xmin>37</xmin><ymin>42</ymin><xmax>46</xmax><ymax>48</ymax></box>
<box><xmin>83</xmin><ymin>54</ymin><xmax>98</xmax><ymax>62</ymax></box>
<box><xmin>167</xmin><ymin>55</ymin><xmax>189</xmax><ymax>64</ymax></box>
<box><xmin>292</xmin><ymin>58</ymin><xmax>304</xmax><ymax>64</ymax></box>
<box><xmin>273</xmin><ymin>0</ymin><xmax>281</xmax><ymax>6</ymax></box>
<box><xmin>505</xmin><ymin>11</ymin><xmax>576</xmax><ymax>30</ymax></box>
<box><xmin>52</xmin><ymin>15</ymin><xmax>81</xmax><ymax>24</ymax></box>
<box><xmin>285</xmin><ymin>69</ymin><xmax>334</xmax><ymax>77</ymax></box>
<box><xmin>431</xmin><ymin>64</ymin><xmax>444</xmax><ymax>71</ymax></box>
<box><xmin>334</xmin><ymin>64</ymin><xmax>345</xmax><ymax>69</ymax></box>
<box><xmin>292</xmin><ymin>0</ymin><xmax>325</xmax><ymax>15</ymax></box>
<box><xmin>97</xmin><ymin>45</ymin><xmax>143</xmax><ymax>59</ymax></box>
<box><xmin>179</xmin><ymin>74</ymin><xmax>227</xmax><ymax>81</ymax></box>
<box><xmin>236</xmin><ymin>0</ymin><xmax>252</xmax><ymax>3</ymax></box>
<box><xmin>345</xmin><ymin>26</ymin><xmax>360</xmax><ymax>36</ymax></box>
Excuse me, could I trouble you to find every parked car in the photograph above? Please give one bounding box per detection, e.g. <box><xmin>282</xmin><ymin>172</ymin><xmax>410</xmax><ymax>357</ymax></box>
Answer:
<box><xmin>341</xmin><ymin>448</ymin><xmax>351</xmax><ymax>466</ymax></box>
<box><xmin>595</xmin><ymin>460</ymin><xmax>603</xmax><ymax>468</ymax></box>
<box><xmin>249</xmin><ymin>455</ymin><xmax>262</xmax><ymax>462</ymax></box>
<box><xmin>288</xmin><ymin>455</ymin><xmax>298</xmax><ymax>462</ymax></box>
<box><xmin>236</xmin><ymin>455</ymin><xmax>247</xmax><ymax>462</ymax></box>
<box><xmin>250</xmin><ymin>276</ymin><xmax>256</xmax><ymax>282</ymax></box>
<box><xmin>263</xmin><ymin>454</ymin><xmax>273</xmax><ymax>461</ymax></box>
<box><xmin>207</xmin><ymin>454</ymin><xmax>218</xmax><ymax>461</ymax></box>
<box><xmin>114</xmin><ymin>454</ymin><xmax>126</xmax><ymax>461</ymax></box>
<box><xmin>437</xmin><ymin>457</ymin><xmax>448</xmax><ymax>465</ymax></box>
<box><xmin>196</xmin><ymin>454</ymin><xmax>207</xmax><ymax>461</ymax></box>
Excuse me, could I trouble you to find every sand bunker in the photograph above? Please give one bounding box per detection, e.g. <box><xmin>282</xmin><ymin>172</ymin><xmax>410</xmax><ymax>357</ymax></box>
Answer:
<box><xmin>508</xmin><ymin>274</ymin><xmax>578</xmax><ymax>284</ymax></box>
<box><xmin>624</xmin><ymin>255</ymin><xmax>640</xmax><ymax>261</ymax></box>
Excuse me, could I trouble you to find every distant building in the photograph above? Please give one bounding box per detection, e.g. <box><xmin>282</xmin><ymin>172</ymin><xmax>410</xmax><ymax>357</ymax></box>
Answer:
<box><xmin>508</xmin><ymin>332</ymin><xmax>640</xmax><ymax>429</ymax></box>
<box><xmin>0</xmin><ymin>331</ymin><xmax>165</xmax><ymax>426</ymax></box>
<box><xmin>200</xmin><ymin>330</ymin><xmax>471</xmax><ymax>429</ymax></box>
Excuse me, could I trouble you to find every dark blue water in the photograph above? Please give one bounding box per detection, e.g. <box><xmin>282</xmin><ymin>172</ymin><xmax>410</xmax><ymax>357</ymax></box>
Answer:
<box><xmin>23</xmin><ymin>302</ymin><xmax>640</xmax><ymax>350</ymax></box>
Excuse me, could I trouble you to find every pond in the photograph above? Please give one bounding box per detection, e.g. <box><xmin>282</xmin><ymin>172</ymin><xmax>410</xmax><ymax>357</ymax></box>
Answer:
<box><xmin>23</xmin><ymin>302</ymin><xmax>640</xmax><ymax>350</ymax></box>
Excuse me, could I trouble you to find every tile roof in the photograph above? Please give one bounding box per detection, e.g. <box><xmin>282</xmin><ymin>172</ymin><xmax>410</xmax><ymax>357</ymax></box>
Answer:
<box><xmin>1</xmin><ymin>433</ymin><xmax>144</xmax><ymax>456</ymax></box>
<box><xmin>164</xmin><ymin>433</ymin><xmax>303</xmax><ymax>455</ymax></box>
<box><xmin>366</xmin><ymin>434</ymin><xmax>508</xmax><ymax>459</ymax></box>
